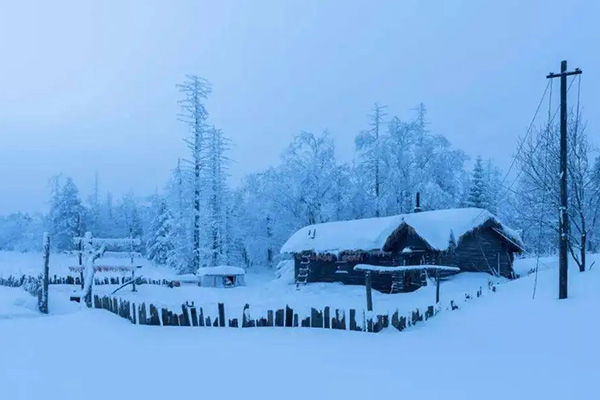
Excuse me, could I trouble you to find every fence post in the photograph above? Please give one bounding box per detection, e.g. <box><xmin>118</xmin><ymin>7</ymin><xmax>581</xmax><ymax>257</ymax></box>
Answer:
<box><xmin>267</xmin><ymin>310</ymin><xmax>274</xmax><ymax>327</ymax></box>
<box><xmin>285</xmin><ymin>306</ymin><xmax>293</xmax><ymax>327</ymax></box>
<box><xmin>218</xmin><ymin>303</ymin><xmax>225</xmax><ymax>327</ymax></box>
<box><xmin>365</xmin><ymin>271</ymin><xmax>373</xmax><ymax>312</ymax></box>
<box><xmin>436</xmin><ymin>269</ymin><xmax>440</xmax><ymax>304</ymax></box>
<box><xmin>39</xmin><ymin>233</ymin><xmax>50</xmax><ymax>314</ymax></box>
<box><xmin>275</xmin><ymin>309</ymin><xmax>284</xmax><ymax>327</ymax></box>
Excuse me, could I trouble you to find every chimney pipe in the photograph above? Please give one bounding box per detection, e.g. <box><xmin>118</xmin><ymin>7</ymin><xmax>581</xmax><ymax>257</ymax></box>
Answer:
<box><xmin>414</xmin><ymin>192</ymin><xmax>422</xmax><ymax>213</ymax></box>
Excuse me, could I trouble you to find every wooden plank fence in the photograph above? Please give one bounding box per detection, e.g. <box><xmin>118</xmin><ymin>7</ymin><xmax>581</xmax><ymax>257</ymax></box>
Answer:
<box><xmin>92</xmin><ymin>294</ymin><xmax>445</xmax><ymax>333</ymax></box>
<box><xmin>0</xmin><ymin>273</ymin><xmax>170</xmax><ymax>287</ymax></box>
<box><xmin>90</xmin><ymin>281</ymin><xmax>499</xmax><ymax>333</ymax></box>
<box><xmin>1</xmin><ymin>270</ymin><xmax>498</xmax><ymax>334</ymax></box>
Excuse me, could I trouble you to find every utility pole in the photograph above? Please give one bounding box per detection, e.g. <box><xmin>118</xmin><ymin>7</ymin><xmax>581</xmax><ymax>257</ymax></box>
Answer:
<box><xmin>546</xmin><ymin>60</ymin><xmax>582</xmax><ymax>299</ymax></box>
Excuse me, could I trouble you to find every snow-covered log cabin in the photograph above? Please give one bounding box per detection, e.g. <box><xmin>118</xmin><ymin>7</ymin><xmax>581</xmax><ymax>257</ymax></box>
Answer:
<box><xmin>280</xmin><ymin>208</ymin><xmax>524</xmax><ymax>293</ymax></box>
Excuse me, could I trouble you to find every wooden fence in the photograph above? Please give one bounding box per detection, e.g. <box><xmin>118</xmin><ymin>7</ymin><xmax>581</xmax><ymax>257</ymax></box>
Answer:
<box><xmin>50</xmin><ymin>275</ymin><xmax>169</xmax><ymax>287</ymax></box>
<box><xmin>92</xmin><ymin>282</ymin><xmax>496</xmax><ymax>333</ymax></box>
<box><xmin>0</xmin><ymin>273</ymin><xmax>169</xmax><ymax>287</ymax></box>
<box><xmin>93</xmin><ymin>294</ymin><xmax>442</xmax><ymax>333</ymax></box>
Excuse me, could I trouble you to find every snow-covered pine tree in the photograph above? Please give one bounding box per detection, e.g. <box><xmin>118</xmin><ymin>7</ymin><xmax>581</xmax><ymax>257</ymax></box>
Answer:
<box><xmin>121</xmin><ymin>194</ymin><xmax>144</xmax><ymax>240</ymax></box>
<box><xmin>164</xmin><ymin>160</ymin><xmax>195</xmax><ymax>272</ymax></box>
<box><xmin>48</xmin><ymin>176</ymin><xmax>84</xmax><ymax>250</ymax></box>
<box><xmin>466</xmin><ymin>156</ymin><xmax>490</xmax><ymax>210</ymax></box>
<box><xmin>147</xmin><ymin>200</ymin><xmax>177</xmax><ymax>269</ymax></box>
<box><xmin>483</xmin><ymin>159</ymin><xmax>502</xmax><ymax>214</ymax></box>
<box><xmin>178</xmin><ymin>75</ymin><xmax>212</xmax><ymax>272</ymax></box>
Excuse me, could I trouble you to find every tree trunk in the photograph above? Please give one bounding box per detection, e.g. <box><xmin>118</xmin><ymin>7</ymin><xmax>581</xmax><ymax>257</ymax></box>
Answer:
<box><xmin>580</xmin><ymin>232</ymin><xmax>586</xmax><ymax>272</ymax></box>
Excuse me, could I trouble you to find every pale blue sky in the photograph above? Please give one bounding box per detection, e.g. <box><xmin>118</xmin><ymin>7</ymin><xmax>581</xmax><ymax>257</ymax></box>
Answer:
<box><xmin>0</xmin><ymin>0</ymin><xmax>598</xmax><ymax>213</ymax></box>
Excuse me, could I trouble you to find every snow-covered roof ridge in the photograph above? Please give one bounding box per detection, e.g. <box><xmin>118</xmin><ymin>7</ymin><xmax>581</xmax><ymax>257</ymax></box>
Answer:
<box><xmin>280</xmin><ymin>207</ymin><xmax>524</xmax><ymax>254</ymax></box>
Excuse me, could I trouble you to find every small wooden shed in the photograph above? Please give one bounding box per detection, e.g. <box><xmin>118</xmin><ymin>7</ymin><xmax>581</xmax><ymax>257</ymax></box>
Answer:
<box><xmin>197</xmin><ymin>266</ymin><xmax>246</xmax><ymax>288</ymax></box>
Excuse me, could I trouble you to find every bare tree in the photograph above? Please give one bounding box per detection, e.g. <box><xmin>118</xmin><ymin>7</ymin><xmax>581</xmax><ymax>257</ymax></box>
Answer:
<box><xmin>177</xmin><ymin>75</ymin><xmax>212</xmax><ymax>271</ymax></box>
<box><xmin>516</xmin><ymin>112</ymin><xmax>598</xmax><ymax>271</ymax></box>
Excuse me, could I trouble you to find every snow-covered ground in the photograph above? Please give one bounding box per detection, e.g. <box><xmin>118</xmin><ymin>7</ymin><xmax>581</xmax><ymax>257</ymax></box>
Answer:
<box><xmin>1</xmin><ymin>250</ymin><xmax>504</xmax><ymax>319</ymax></box>
<box><xmin>0</xmin><ymin>253</ymin><xmax>598</xmax><ymax>399</ymax></box>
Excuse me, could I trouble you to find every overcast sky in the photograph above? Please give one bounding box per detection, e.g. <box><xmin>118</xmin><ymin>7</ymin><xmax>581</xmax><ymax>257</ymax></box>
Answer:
<box><xmin>0</xmin><ymin>0</ymin><xmax>598</xmax><ymax>214</ymax></box>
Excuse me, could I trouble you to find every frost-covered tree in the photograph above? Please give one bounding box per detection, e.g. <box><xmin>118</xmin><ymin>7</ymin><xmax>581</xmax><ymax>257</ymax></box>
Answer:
<box><xmin>178</xmin><ymin>75</ymin><xmax>212</xmax><ymax>271</ymax></box>
<box><xmin>281</xmin><ymin>130</ymin><xmax>340</xmax><ymax>225</ymax></box>
<box><xmin>163</xmin><ymin>161</ymin><xmax>195</xmax><ymax>272</ymax></box>
<box><xmin>120</xmin><ymin>194</ymin><xmax>144</xmax><ymax>240</ymax></box>
<box><xmin>466</xmin><ymin>156</ymin><xmax>490</xmax><ymax>210</ymax></box>
<box><xmin>147</xmin><ymin>199</ymin><xmax>177</xmax><ymax>269</ymax></box>
<box><xmin>48</xmin><ymin>176</ymin><xmax>84</xmax><ymax>250</ymax></box>
<box><xmin>516</xmin><ymin>113</ymin><xmax>598</xmax><ymax>270</ymax></box>
<box><xmin>234</xmin><ymin>169</ymin><xmax>292</xmax><ymax>268</ymax></box>
<box><xmin>355</xmin><ymin>103</ymin><xmax>388</xmax><ymax>217</ymax></box>
<box><xmin>85</xmin><ymin>172</ymin><xmax>102</xmax><ymax>235</ymax></box>
<box><xmin>380</xmin><ymin>105</ymin><xmax>467</xmax><ymax>215</ymax></box>
<box><xmin>205</xmin><ymin>126</ymin><xmax>230</xmax><ymax>266</ymax></box>
<box><xmin>589</xmin><ymin>156</ymin><xmax>600</xmax><ymax>252</ymax></box>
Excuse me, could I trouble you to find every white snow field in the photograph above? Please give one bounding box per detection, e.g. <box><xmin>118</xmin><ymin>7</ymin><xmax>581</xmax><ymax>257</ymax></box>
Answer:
<box><xmin>0</xmin><ymin>254</ymin><xmax>599</xmax><ymax>400</ymax></box>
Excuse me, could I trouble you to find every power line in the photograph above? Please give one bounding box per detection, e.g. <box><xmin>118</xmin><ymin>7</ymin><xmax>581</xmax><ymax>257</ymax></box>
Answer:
<box><xmin>499</xmin><ymin>75</ymin><xmax>579</xmax><ymax>196</ymax></box>
<box><xmin>469</xmin><ymin>80</ymin><xmax>550</xmax><ymax>222</ymax></box>
<box><xmin>470</xmin><ymin>74</ymin><xmax>579</xmax><ymax>225</ymax></box>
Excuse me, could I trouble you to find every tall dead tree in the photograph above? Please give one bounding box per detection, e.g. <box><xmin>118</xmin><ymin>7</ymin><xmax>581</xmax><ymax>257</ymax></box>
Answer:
<box><xmin>178</xmin><ymin>75</ymin><xmax>212</xmax><ymax>271</ymax></box>
<box><xmin>356</xmin><ymin>103</ymin><xmax>387</xmax><ymax>217</ymax></box>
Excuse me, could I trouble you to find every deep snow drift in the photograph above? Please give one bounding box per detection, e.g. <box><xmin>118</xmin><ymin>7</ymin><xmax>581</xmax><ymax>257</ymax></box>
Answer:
<box><xmin>0</xmin><ymin>254</ymin><xmax>598</xmax><ymax>400</ymax></box>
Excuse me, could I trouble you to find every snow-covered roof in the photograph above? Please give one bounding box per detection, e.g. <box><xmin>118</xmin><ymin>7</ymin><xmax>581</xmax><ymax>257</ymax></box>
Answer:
<box><xmin>354</xmin><ymin>264</ymin><xmax>461</xmax><ymax>273</ymax></box>
<box><xmin>176</xmin><ymin>274</ymin><xmax>200</xmax><ymax>282</ymax></box>
<box><xmin>196</xmin><ymin>266</ymin><xmax>246</xmax><ymax>277</ymax></box>
<box><xmin>280</xmin><ymin>208</ymin><xmax>523</xmax><ymax>254</ymax></box>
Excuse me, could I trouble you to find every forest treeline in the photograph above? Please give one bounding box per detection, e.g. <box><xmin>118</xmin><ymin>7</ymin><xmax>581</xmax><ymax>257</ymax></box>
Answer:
<box><xmin>2</xmin><ymin>76</ymin><xmax>599</xmax><ymax>273</ymax></box>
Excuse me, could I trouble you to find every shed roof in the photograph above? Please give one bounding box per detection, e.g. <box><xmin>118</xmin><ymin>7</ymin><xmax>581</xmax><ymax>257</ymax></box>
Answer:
<box><xmin>280</xmin><ymin>208</ymin><xmax>523</xmax><ymax>254</ymax></box>
<box><xmin>196</xmin><ymin>266</ymin><xmax>246</xmax><ymax>277</ymax></box>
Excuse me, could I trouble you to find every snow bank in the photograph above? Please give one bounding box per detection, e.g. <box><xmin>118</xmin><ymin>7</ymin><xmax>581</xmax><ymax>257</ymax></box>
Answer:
<box><xmin>274</xmin><ymin>259</ymin><xmax>295</xmax><ymax>284</ymax></box>
<box><xmin>280</xmin><ymin>207</ymin><xmax>523</xmax><ymax>254</ymax></box>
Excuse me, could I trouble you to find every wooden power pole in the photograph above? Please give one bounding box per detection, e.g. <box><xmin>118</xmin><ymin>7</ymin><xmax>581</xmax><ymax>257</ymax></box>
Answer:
<box><xmin>546</xmin><ymin>60</ymin><xmax>582</xmax><ymax>300</ymax></box>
